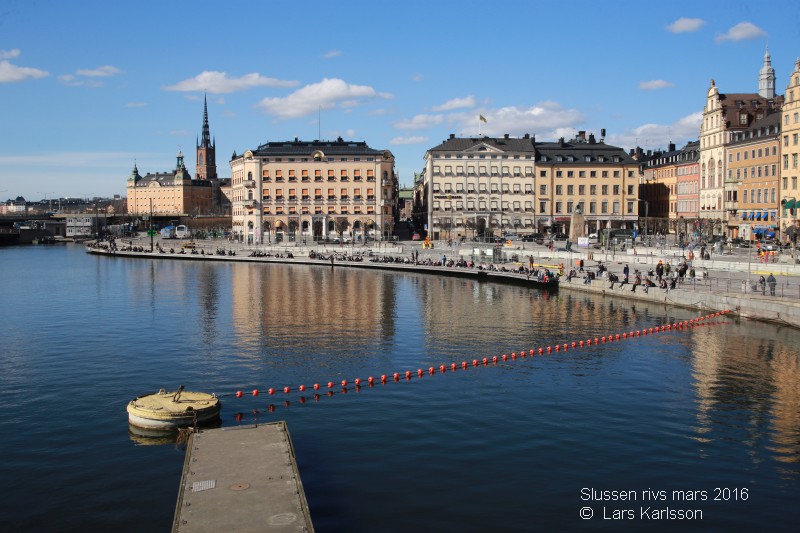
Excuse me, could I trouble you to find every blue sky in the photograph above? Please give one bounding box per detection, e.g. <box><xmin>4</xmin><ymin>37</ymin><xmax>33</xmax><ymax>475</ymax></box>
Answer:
<box><xmin>2</xmin><ymin>0</ymin><xmax>800</xmax><ymax>202</ymax></box>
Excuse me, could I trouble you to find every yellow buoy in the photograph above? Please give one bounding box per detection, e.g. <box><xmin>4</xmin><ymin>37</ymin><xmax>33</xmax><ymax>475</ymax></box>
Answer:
<box><xmin>127</xmin><ymin>387</ymin><xmax>221</xmax><ymax>430</ymax></box>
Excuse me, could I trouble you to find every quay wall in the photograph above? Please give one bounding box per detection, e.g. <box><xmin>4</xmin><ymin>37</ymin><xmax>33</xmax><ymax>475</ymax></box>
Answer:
<box><xmin>85</xmin><ymin>246</ymin><xmax>800</xmax><ymax>330</ymax></box>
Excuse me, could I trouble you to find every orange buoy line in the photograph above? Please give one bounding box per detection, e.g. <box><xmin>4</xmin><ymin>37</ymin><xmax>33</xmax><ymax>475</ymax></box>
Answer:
<box><xmin>230</xmin><ymin>310</ymin><xmax>734</xmax><ymax>401</ymax></box>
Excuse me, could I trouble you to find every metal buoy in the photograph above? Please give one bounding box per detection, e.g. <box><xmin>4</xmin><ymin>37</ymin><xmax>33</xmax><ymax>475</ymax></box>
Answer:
<box><xmin>127</xmin><ymin>387</ymin><xmax>221</xmax><ymax>430</ymax></box>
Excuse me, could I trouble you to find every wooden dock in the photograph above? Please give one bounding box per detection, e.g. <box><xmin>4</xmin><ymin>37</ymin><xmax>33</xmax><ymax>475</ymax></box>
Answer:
<box><xmin>173</xmin><ymin>422</ymin><xmax>314</xmax><ymax>532</ymax></box>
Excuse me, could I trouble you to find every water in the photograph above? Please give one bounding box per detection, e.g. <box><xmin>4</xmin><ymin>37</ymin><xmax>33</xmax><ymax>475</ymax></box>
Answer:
<box><xmin>0</xmin><ymin>245</ymin><xmax>798</xmax><ymax>532</ymax></box>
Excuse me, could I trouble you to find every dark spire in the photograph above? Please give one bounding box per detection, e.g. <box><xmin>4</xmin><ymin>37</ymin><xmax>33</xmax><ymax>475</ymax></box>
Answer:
<box><xmin>200</xmin><ymin>92</ymin><xmax>211</xmax><ymax>149</ymax></box>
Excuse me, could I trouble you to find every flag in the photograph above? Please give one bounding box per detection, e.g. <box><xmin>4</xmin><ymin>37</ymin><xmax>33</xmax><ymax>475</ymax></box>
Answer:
<box><xmin>479</xmin><ymin>115</ymin><xmax>487</xmax><ymax>123</ymax></box>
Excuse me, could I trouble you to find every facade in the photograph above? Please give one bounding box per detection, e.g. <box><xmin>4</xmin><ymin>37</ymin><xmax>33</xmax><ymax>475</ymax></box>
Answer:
<box><xmin>675</xmin><ymin>142</ymin><xmax>701</xmax><ymax>238</ymax></box>
<box><xmin>421</xmin><ymin>132</ymin><xmax>637</xmax><ymax>239</ymax></box>
<box><xmin>397</xmin><ymin>187</ymin><xmax>414</xmax><ymax>220</ymax></box>
<box><xmin>423</xmin><ymin>134</ymin><xmax>536</xmax><ymax>240</ymax></box>
<box><xmin>727</xmin><ymin>113</ymin><xmax>780</xmax><ymax>240</ymax></box>
<box><xmin>126</xmin><ymin>153</ymin><xmax>214</xmax><ymax>216</ymax></box>
<box><xmin>230</xmin><ymin>138</ymin><xmax>397</xmax><ymax>244</ymax></box>
<box><xmin>535</xmin><ymin>132</ymin><xmax>638</xmax><ymax>236</ymax></box>
<box><xmin>780</xmin><ymin>58</ymin><xmax>800</xmax><ymax>242</ymax></box>
<box><xmin>699</xmin><ymin>49</ymin><xmax>783</xmax><ymax>238</ymax></box>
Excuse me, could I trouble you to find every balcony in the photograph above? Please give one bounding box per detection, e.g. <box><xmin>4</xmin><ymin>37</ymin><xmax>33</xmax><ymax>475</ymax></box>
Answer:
<box><xmin>244</xmin><ymin>179</ymin><xmax>256</xmax><ymax>188</ymax></box>
<box><xmin>244</xmin><ymin>199</ymin><xmax>258</xmax><ymax>209</ymax></box>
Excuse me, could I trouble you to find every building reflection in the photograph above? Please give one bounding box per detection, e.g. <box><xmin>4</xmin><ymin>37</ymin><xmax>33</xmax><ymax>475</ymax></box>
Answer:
<box><xmin>231</xmin><ymin>264</ymin><xmax>395</xmax><ymax>359</ymax></box>
<box><xmin>691</xmin><ymin>323</ymin><xmax>800</xmax><ymax>465</ymax></box>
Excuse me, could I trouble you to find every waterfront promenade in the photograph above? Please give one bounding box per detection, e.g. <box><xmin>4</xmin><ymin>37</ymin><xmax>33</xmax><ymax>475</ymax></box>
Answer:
<box><xmin>88</xmin><ymin>237</ymin><xmax>800</xmax><ymax>328</ymax></box>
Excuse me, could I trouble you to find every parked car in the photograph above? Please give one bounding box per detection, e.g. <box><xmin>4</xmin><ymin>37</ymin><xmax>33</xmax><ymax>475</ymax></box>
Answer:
<box><xmin>522</xmin><ymin>233</ymin><xmax>545</xmax><ymax>244</ymax></box>
<box><xmin>552</xmin><ymin>232</ymin><xmax>568</xmax><ymax>240</ymax></box>
<box><xmin>411</xmin><ymin>233</ymin><xmax>422</xmax><ymax>241</ymax></box>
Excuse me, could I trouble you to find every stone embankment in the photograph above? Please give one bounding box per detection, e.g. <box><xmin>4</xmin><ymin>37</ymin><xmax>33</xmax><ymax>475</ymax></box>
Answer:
<box><xmin>85</xmin><ymin>240</ymin><xmax>800</xmax><ymax>329</ymax></box>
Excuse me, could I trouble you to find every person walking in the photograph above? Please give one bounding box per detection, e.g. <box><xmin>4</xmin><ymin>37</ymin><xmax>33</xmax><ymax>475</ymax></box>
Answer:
<box><xmin>767</xmin><ymin>273</ymin><xmax>777</xmax><ymax>296</ymax></box>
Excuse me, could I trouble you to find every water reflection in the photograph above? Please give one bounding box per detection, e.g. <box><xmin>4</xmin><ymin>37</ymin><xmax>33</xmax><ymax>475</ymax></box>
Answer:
<box><xmin>691</xmin><ymin>323</ymin><xmax>800</xmax><ymax>466</ymax></box>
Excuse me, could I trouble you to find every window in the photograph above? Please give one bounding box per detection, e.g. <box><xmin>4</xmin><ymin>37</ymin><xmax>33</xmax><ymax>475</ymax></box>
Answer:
<box><xmin>590</xmin><ymin>185</ymin><xmax>597</xmax><ymax>195</ymax></box>
<box><xmin>539</xmin><ymin>201</ymin><xmax>547</xmax><ymax>213</ymax></box>
<box><xmin>555</xmin><ymin>185</ymin><xmax>563</xmax><ymax>195</ymax></box>
<box><xmin>567</xmin><ymin>185</ymin><xmax>574</xmax><ymax>195</ymax></box>
<box><xmin>601</xmin><ymin>185</ymin><xmax>608</xmax><ymax>195</ymax></box>
<box><xmin>627</xmin><ymin>185</ymin><xmax>634</xmax><ymax>195</ymax></box>
<box><xmin>539</xmin><ymin>184</ymin><xmax>547</xmax><ymax>195</ymax></box>
<box><xmin>613</xmin><ymin>185</ymin><xmax>620</xmax><ymax>195</ymax></box>
<box><xmin>555</xmin><ymin>201</ymin><xmax>562</xmax><ymax>213</ymax></box>
<box><xmin>578</xmin><ymin>185</ymin><xmax>585</xmax><ymax>195</ymax></box>
<box><xmin>589</xmin><ymin>201</ymin><xmax>596</xmax><ymax>214</ymax></box>
<box><xmin>289</xmin><ymin>170</ymin><xmax>296</xmax><ymax>182</ymax></box>
<box><xmin>601</xmin><ymin>201</ymin><xmax>608</xmax><ymax>214</ymax></box>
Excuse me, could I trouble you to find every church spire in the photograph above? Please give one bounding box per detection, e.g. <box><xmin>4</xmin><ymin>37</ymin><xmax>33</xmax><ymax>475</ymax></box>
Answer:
<box><xmin>759</xmin><ymin>45</ymin><xmax>776</xmax><ymax>98</ymax></box>
<box><xmin>200</xmin><ymin>92</ymin><xmax>212</xmax><ymax>149</ymax></box>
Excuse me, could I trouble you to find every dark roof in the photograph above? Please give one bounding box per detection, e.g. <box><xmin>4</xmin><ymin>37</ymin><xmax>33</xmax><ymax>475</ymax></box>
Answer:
<box><xmin>249</xmin><ymin>137</ymin><xmax>388</xmax><ymax>157</ymax></box>
<box><xmin>727</xmin><ymin>111</ymin><xmax>781</xmax><ymax>147</ymax></box>
<box><xmin>535</xmin><ymin>139</ymin><xmax>634</xmax><ymax>165</ymax></box>
<box><xmin>428</xmin><ymin>135</ymin><xmax>536</xmax><ymax>153</ymax></box>
<box><xmin>718</xmin><ymin>92</ymin><xmax>784</xmax><ymax>130</ymax></box>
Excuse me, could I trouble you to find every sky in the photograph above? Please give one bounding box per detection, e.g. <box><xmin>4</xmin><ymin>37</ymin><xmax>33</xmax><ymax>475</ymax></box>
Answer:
<box><xmin>3</xmin><ymin>0</ymin><xmax>800</xmax><ymax>203</ymax></box>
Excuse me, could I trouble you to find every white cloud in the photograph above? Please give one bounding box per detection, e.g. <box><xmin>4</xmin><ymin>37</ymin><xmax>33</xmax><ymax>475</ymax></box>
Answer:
<box><xmin>58</xmin><ymin>74</ymin><xmax>102</xmax><ymax>87</ymax></box>
<box><xmin>0</xmin><ymin>48</ymin><xmax>21</xmax><ymax>59</ymax></box>
<box><xmin>606</xmin><ymin>111</ymin><xmax>703</xmax><ymax>150</ymax></box>
<box><xmin>394</xmin><ymin>114</ymin><xmax>444</xmax><ymax>130</ymax></box>
<box><xmin>257</xmin><ymin>78</ymin><xmax>389</xmax><ymax>119</ymax></box>
<box><xmin>433</xmin><ymin>96</ymin><xmax>476</xmax><ymax>111</ymax></box>
<box><xmin>76</xmin><ymin>65</ymin><xmax>122</xmax><ymax>77</ymax></box>
<box><xmin>716</xmin><ymin>22</ymin><xmax>767</xmax><ymax>43</ymax></box>
<box><xmin>164</xmin><ymin>71</ymin><xmax>299</xmax><ymax>94</ymax></box>
<box><xmin>0</xmin><ymin>59</ymin><xmax>48</xmax><ymax>83</ymax></box>
<box><xmin>639</xmin><ymin>79</ymin><xmax>675</xmax><ymax>90</ymax></box>
<box><xmin>368</xmin><ymin>108</ymin><xmax>390</xmax><ymax>116</ymax></box>
<box><xmin>450</xmin><ymin>102</ymin><xmax>584</xmax><ymax>138</ymax></box>
<box><xmin>390</xmin><ymin>136</ymin><xmax>428</xmax><ymax>146</ymax></box>
<box><xmin>125</xmin><ymin>102</ymin><xmax>147</xmax><ymax>108</ymax></box>
<box><xmin>323</xmin><ymin>49</ymin><xmax>342</xmax><ymax>59</ymax></box>
<box><xmin>345</xmin><ymin>129</ymin><xmax>356</xmax><ymax>138</ymax></box>
<box><xmin>411</xmin><ymin>73</ymin><xmax>423</xmax><ymax>82</ymax></box>
<box><xmin>665</xmin><ymin>18</ymin><xmax>705</xmax><ymax>33</ymax></box>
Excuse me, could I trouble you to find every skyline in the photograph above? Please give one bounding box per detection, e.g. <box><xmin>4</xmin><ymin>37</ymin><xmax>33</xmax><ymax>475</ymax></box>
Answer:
<box><xmin>3</xmin><ymin>0</ymin><xmax>800</xmax><ymax>201</ymax></box>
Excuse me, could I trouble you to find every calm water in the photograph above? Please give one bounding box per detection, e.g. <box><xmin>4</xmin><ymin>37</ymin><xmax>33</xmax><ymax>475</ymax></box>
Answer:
<box><xmin>0</xmin><ymin>244</ymin><xmax>798</xmax><ymax>532</ymax></box>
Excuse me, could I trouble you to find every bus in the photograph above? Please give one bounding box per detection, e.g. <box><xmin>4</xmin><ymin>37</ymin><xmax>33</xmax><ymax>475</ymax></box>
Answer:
<box><xmin>160</xmin><ymin>226</ymin><xmax>176</xmax><ymax>239</ymax></box>
<box><xmin>175</xmin><ymin>225</ymin><xmax>189</xmax><ymax>239</ymax></box>
<box><xmin>600</xmin><ymin>228</ymin><xmax>635</xmax><ymax>246</ymax></box>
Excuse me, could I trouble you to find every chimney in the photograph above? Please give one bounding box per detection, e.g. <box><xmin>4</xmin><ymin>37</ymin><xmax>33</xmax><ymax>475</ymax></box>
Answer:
<box><xmin>578</xmin><ymin>130</ymin><xmax>586</xmax><ymax>141</ymax></box>
<box><xmin>668</xmin><ymin>142</ymin><xmax>676</xmax><ymax>152</ymax></box>
<box><xmin>647</xmin><ymin>149</ymin><xmax>652</xmax><ymax>157</ymax></box>
<box><xmin>601</xmin><ymin>128</ymin><xmax>606</xmax><ymax>138</ymax></box>
<box><xmin>449</xmin><ymin>133</ymin><xmax>455</xmax><ymax>139</ymax></box>
<box><xmin>504</xmin><ymin>133</ymin><xmax>510</xmax><ymax>139</ymax></box>
<box><xmin>588</xmin><ymin>134</ymin><xmax>596</xmax><ymax>144</ymax></box>
<box><xmin>523</xmin><ymin>133</ymin><xmax>530</xmax><ymax>139</ymax></box>
<box><xmin>558</xmin><ymin>137</ymin><xmax>565</xmax><ymax>146</ymax></box>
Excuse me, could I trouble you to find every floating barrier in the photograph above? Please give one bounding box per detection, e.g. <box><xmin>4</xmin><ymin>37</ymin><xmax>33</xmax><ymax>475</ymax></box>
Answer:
<box><xmin>225</xmin><ymin>310</ymin><xmax>735</xmax><ymax>411</ymax></box>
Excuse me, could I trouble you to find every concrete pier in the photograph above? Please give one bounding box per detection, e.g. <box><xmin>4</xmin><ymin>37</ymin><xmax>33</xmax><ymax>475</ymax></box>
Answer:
<box><xmin>173</xmin><ymin>422</ymin><xmax>313</xmax><ymax>532</ymax></box>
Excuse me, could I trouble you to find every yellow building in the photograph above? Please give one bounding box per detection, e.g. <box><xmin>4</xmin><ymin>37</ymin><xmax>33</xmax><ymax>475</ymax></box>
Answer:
<box><xmin>126</xmin><ymin>152</ymin><xmax>214</xmax><ymax>216</ymax></box>
<box><xmin>535</xmin><ymin>132</ymin><xmax>639</xmax><ymax>235</ymax></box>
<box><xmin>727</xmin><ymin>113</ymin><xmax>781</xmax><ymax>240</ymax></box>
<box><xmin>230</xmin><ymin>138</ymin><xmax>397</xmax><ymax>244</ymax></box>
<box><xmin>780</xmin><ymin>58</ymin><xmax>800</xmax><ymax>242</ymax></box>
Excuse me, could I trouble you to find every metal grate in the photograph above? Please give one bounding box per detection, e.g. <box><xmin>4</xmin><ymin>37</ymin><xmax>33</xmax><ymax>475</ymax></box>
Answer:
<box><xmin>191</xmin><ymin>480</ymin><xmax>216</xmax><ymax>492</ymax></box>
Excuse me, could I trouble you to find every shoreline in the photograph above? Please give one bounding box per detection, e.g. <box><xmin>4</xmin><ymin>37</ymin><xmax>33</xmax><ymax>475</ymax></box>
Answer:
<box><xmin>85</xmin><ymin>239</ymin><xmax>800</xmax><ymax>329</ymax></box>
